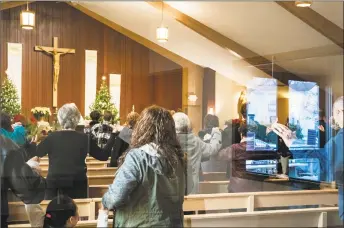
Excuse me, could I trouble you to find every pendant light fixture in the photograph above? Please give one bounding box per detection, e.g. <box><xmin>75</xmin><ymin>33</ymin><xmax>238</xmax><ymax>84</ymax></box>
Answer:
<box><xmin>295</xmin><ymin>0</ymin><xmax>312</xmax><ymax>7</ymax></box>
<box><xmin>20</xmin><ymin>2</ymin><xmax>35</xmax><ymax>30</ymax></box>
<box><xmin>156</xmin><ymin>1</ymin><xmax>168</xmax><ymax>43</ymax></box>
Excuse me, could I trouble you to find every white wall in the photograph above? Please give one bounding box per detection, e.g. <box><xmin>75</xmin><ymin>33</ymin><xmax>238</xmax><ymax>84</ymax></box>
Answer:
<box><xmin>215</xmin><ymin>72</ymin><xmax>245</xmax><ymax>129</ymax></box>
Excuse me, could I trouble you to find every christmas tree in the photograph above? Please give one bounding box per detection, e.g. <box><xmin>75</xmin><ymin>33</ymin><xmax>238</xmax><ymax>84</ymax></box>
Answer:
<box><xmin>90</xmin><ymin>78</ymin><xmax>119</xmax><ymax>123</ymax></box>
<box><xmin>0</xmin><ymin>77</ymin><xmax>21</xmax><ymax>116</ymax></box>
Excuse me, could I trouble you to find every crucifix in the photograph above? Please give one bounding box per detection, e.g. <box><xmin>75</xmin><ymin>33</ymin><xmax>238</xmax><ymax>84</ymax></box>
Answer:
<box><xmin>35</xmin><ymin>37</ymin><xmax>75</xmax><ymax>107</ymax></box>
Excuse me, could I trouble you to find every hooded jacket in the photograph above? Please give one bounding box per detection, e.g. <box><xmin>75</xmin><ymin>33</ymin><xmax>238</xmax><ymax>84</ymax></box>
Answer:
<box><xmin>103</xmin><ymin>143</ymin><xmax>185</xmax><ymax>227</ymax></box>
<box><xmin>110</xmin><ymin>127</ymin><xmax>132</xmax><ymax>167</ymax></box>
<box><xmin>177</xmin><ymin>128</ymin><xmax>221</xmax><ymax>194</ymax></box>
<box><xmin>0</xmin><ymin>135</ymin><xmax>46</xmax><ymax>228</ymax></box>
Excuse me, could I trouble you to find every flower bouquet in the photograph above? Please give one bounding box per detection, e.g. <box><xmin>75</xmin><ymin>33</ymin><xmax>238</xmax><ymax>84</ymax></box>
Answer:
<box><xmin>31</xmin><ymin>107</ymin><xmax>52</xmax><ymax>121</ymax></box>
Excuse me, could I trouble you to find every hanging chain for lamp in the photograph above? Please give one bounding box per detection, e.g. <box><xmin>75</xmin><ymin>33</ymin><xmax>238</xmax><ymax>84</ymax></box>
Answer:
<box><xmin>161</xmin><ymin>0</ymin><xmax>164</xmax><ymax>25</ymax></box>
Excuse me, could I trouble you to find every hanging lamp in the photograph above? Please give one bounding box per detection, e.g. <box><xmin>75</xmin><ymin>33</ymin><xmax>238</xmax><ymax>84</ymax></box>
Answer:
<box><xmin>20</xmin><ymin>2</ymin><xmax>35</xmax><ymax>30</ymax></box>
<box><xmin>295</xmin><ymin>0</ymin><xmax>312</xmax><ymax>7</ymax></box>
<box><xmin>156</xmin><ymin>1</ymin><xmax>168</xmax><ymax>43</ymax></box>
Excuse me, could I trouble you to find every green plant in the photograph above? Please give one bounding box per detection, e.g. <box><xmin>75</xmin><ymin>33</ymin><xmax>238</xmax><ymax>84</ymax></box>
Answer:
<box><xmin>89</xmin><ymin>80</ymin><xmax>119</xmax><ymax>123</ymax></box>
<box><xmin>0</xmin><ymin>77</ymin><xmax>20</xmax><ymax>116</ymax></box>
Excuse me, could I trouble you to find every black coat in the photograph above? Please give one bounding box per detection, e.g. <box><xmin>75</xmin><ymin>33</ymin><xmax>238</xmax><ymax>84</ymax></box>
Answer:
<box><xmin>109</xmin><ymin>127</ymin><xmax>132</xmax><ymax>167</ymax></box>
<box><xmin>0</xmin><ymin>135</ymin><xmax>46</xmax><ymax>228</ymax></box>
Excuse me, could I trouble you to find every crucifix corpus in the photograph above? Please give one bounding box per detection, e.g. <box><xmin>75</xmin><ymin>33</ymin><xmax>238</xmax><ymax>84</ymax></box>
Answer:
<box><xmin>35</xmin><ymin>37</ymin><xmax>75</xmax><ymax>107</ymax></box>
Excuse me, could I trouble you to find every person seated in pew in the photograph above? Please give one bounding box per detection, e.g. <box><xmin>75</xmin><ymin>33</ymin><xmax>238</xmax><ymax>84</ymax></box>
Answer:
<box><xmin>173</xmin><ymin>112</ymin><xmax>221</xmax><ymax>194</ymax></box>
<box><xmin>102</xmin><ymin>105</ymin><xmax>185</xmax><ymax>227</ymax></box>
<box><xmin>32</xmin><ymin>103</ymin><xmax>116</xmax><ymax>200</ymax></box>
<box><xmin>0</xmin><ymin>135</ymin><xmax>46</xmax><ymax>228</ymax></box>
<box><xmin>25</xmin><ymin>195</ymin><xmax>79</xmax><ymax>228</ymax></box>
<box><xmin>109</xmin><ymin>111</ymin><xmax>139</xmax><ymax>167</ymax></box>
<box><xmin>217</xmin><ymin>122</ymin><xmax>268</xmax><ymax>193</ymax></box>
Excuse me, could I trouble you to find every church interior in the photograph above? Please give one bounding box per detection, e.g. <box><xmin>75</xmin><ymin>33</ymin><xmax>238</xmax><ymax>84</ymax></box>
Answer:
<box><xmin>0</xmin><ymin>1</ymin><xmax>343</xmax><ymax>227</ymax></box>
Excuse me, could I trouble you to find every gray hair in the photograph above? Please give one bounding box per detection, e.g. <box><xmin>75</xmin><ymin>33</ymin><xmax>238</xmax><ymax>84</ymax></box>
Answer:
<box><xmin>57</xmin><ymin>103</ymin><xmax>81</xmax><ymax>130</ymax></box>
<box><xmin>334</xmin><ymin>96</ymin><xmax>344</xmax><ymax>111</ymax></box>
<box><xmin>173</xmin><ymin>112</ymin><xmax>192</xmax><ymax>134</ymax></box>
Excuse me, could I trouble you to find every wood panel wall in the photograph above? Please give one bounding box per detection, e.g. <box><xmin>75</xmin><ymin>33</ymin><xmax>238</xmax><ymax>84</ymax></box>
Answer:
<box><xmin>0</xmin><ymin>2</ymin><xmax>182</xmax><ymax>121</ymax></box>
<box><xmin>151</xmin><ymin>69</ymin><xmax>183</xmax><ymax>112</ymax></box>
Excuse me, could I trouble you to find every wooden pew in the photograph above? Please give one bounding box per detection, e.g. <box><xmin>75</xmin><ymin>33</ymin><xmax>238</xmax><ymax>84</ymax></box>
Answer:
<box><xmin>88</xmin><ymin>175</ymin><xmax>114</xmax><ymax>185</ymax></box>
<box><xmin>184</xmin><ymin>207</ymin><xmax>341</xmax><ymax>227</ymax></box>
<box><xmin>91</xmin><ymin>190</ymin><xmax>338</xmax><ymax>214</ymax></box>
<box><xmin>40</xmin><ymin>157</ymin><xmax>102</xmax><ymax>163</ymax></box>
<box><xmin>202</xmin><ymin>172</ymin><xmax>227</xmax><ymax>181</ymax></box>
<box><xmin>69</xmin><ymin>207</ymin><xmax>341</xmax><ymax>227</ymax></box>
<box><xmin>39</xmin><ymin>161</ymin><xmax>110</xmax><ymax>169</ymax></box>
<box><xmin>88</xmin><ymin>181</ymin><xmax>229</xmax><ymax>198</ymax></box>
<box><xmin>41</xmin><ymin>167</ymin><xmax>118</xmax><ymax>178</ymax></box>
<box><xmin>8</xmin><ymin>199</ymin><xmax>96</xmax><ymax>223</ymax></box>
<box><xmin>184</xmin><ymin>190</ymin><xmax>338</xmax><ymax>212</ymax></box>
<box><xmin>198</xmin><ymin>181</ymin><xmax>228</xmax><ymax>194</ymax></box>
<box><xmin>12</xmin><ymin>208</ymin><xmax>338</xmax><ymax>228</ymax></box>
<box><xmin>8</xmin><ymin>190</ymin><xmax>340</xmax><ymax>227</ymax></box>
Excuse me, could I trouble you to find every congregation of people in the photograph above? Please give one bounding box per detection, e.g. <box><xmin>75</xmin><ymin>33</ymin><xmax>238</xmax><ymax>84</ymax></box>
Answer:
<box><xmin>0</xmin><ymin>96</ymin><xmax>343</xmax><ymax>227</ymax></box>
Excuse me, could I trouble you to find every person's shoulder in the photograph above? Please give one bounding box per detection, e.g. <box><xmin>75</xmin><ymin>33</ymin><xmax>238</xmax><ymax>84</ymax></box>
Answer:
<box><xmin>0</xmin><ymin>135</ymin><xmax>19</xmax><ymax>151</ymax></box>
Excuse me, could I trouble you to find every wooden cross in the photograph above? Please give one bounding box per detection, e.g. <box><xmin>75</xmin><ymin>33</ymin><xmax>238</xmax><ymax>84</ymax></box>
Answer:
<box><xmin>35</xmin><ymin>37</ymin><xmax>75</xmax><ymax>107</ymax></box>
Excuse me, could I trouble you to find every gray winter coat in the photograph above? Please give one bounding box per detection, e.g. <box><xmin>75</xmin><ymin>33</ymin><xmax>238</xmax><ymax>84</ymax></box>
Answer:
<box><xmin>177</xmin><ymin>128</ymin><xmax>221</xmax><ymax>194</ymax></box>
<box><xmin>102</xmin><ymin>143</ymin><xmax>185</xmax><ymax>227</ymax></box>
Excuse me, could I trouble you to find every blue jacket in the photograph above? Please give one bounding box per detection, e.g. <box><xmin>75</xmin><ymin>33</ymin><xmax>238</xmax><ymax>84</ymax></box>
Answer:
<box><xmin>102</xmin><ymin>143</ymin><xmax>185</xmax><ymax>227</ymax></box>
<box><xmin>0</xmin><ymin>126</ymin><xmax>26</xmax><ymax>146</ymax></box>
<box><xmin>333</xmin><ymin>128</ymin><xmax>343</xmax><ymax>220</ymax></box>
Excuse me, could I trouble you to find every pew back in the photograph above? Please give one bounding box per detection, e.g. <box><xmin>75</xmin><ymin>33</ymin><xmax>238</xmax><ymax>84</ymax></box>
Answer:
<box><xmin>8</xmin><ymin>199</ymin><xmax>95</xmax><ymax>222</ymax></box>
<box><xmin>12</xmin><ymin>208</ymin><xmax>340</xmax><ymax>227</ymax></box>
<box><xmin>184</xmin><ymin>190</ymin><xmax>338</xmax><ymax>212</ymax></box>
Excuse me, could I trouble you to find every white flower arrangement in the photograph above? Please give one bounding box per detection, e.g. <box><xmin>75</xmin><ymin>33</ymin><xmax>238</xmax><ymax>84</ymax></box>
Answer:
<box><xmin>31</xmin><ymin>107</ymin><xmax>52</xmax><ymax>117</ymax></box>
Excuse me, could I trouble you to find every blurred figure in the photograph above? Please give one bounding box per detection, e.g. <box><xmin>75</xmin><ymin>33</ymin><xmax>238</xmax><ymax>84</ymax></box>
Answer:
<box><xmin>0</xmin><ymin>135</ymin><xmax>46</xmax><ymax>228</ymax></box>
<box><xmin>0</xmin><ymin>112</ymin><xmax>26</xmax><ymax>146</ymax></box>
<box><xmin>198</xmin><ymin>114</ymin><xmax>225</xmax><ymax>172</ymax></box>
<box><xmin>91</xmin><ymin>111</ymin><xmax>114</xmax><ymax>148</ymax></box>
<box><xmin>33</xmin><ymin>103</ymin><xmax>115</xmax><ymax>199</ymax></box>
<box><xmin>217</xmin><ymin>122</ymin><xmax>267</xmax><ymax>193</ymax></box>
<box><xmin>198</xmin><ymin>114</ymin><xmax>219</xmax><ymax>140</ymax></box>
<box><xmin>25</xmin><ymin>195</ymin><xmax>79</xmax><ymax>228</ymax></box>
<box><xmin>109</xmin><ymin>111</ymin><xmax>140</xmax><ymax>167</ymax></box>
<box><xmin>102</xmin><ymin>106</ymin><xmax>185</xmax><ymax>227</ymax></box>
<box><xmin>173</xmin><ymin>112</ymin><xmax>221</xmax><ymax>194</ymax></box>
<box><xmin>318</xmin><ymin>110</ymin><xmax>328</xmax><ymax>148</ymax></box>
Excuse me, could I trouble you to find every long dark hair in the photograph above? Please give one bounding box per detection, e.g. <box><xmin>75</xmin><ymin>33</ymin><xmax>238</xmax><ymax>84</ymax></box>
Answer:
<box><xmin>43</xmin><ymin>195</ymin><xmax>78</xmax><ymax>228</ymax></box>
<box><xmin>121</xmin><ymin>105</ymin><xmax>184</xmax><ymax>177</ymax></box>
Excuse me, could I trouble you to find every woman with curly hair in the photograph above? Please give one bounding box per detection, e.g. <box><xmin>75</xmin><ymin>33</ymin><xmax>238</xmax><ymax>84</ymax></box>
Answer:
<box><xmin>102</xmin><ymin>105</ymin><xmax>185</xmax><ymax>227</ymax></box>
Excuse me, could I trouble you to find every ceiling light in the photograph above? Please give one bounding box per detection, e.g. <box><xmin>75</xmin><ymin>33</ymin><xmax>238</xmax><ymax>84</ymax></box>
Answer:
<box><xmin>295</xmin><ymin>0</ymin><xmax>312</xmax><ymax>7</ymax></box>
<box><xmin>156</xmin><ymin>1</ymin><xmax>169</xmax><ymax>43</ymax></box>
<box><xmin>156</xmin><ymin>26</ymin><xmax>168</xmax><ymax>43</ymax></box>
<box><xmin>20</xmin><ymin>2</ymin><xmax>35</xmax><ymax>30</ymax></box>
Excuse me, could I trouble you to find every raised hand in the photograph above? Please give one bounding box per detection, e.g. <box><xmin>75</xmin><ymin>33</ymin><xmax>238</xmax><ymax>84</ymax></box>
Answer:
<box><xmin>271</xmin><ymin>123</ymin><xmax>296</xmax><ymax>148</ymax></box>
<box><xmin>318</xmin><ymin>125</ymin><xmax>325</xmax><ymax>132</ymax></box>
